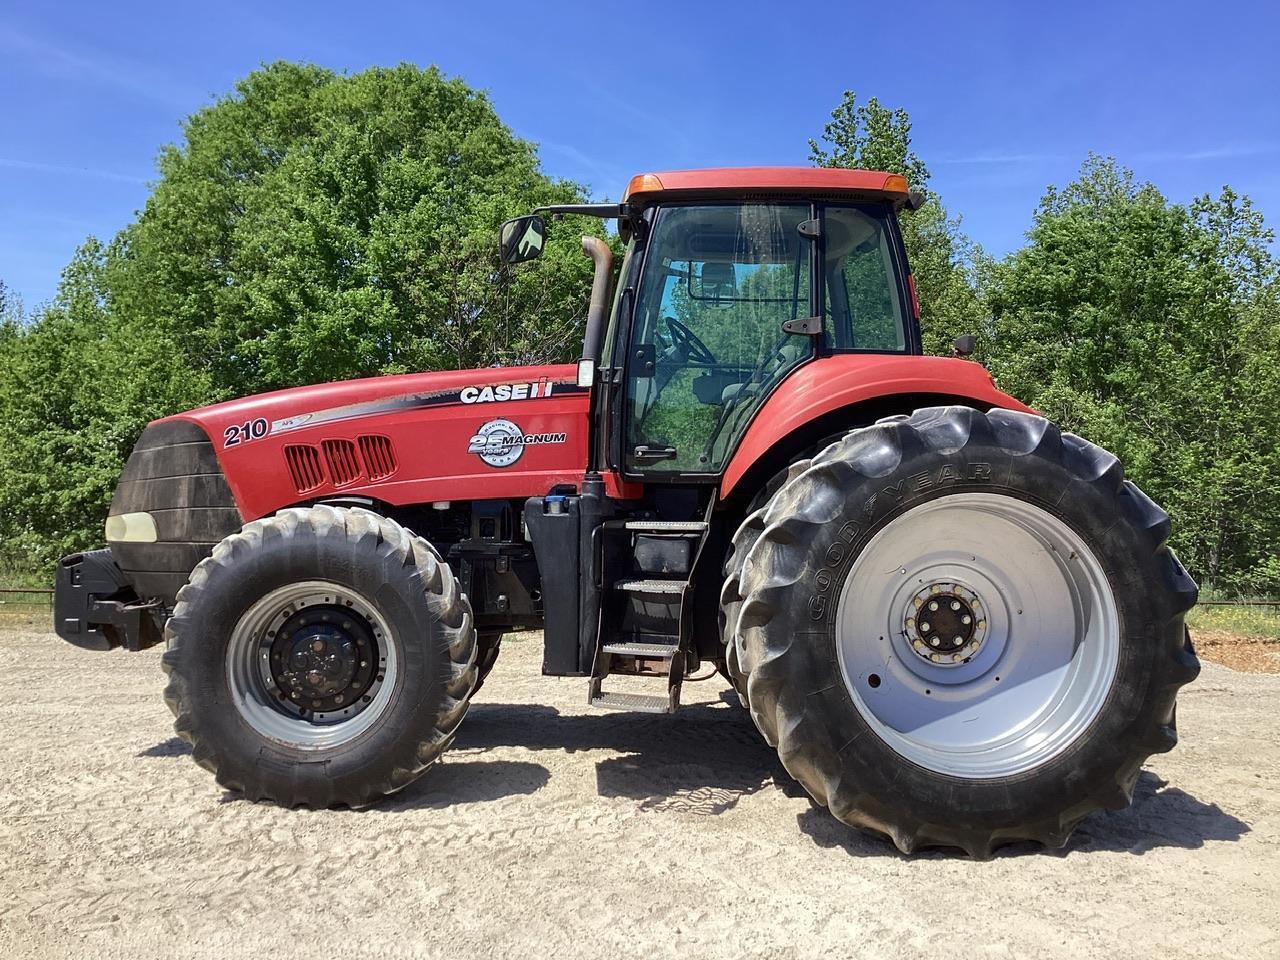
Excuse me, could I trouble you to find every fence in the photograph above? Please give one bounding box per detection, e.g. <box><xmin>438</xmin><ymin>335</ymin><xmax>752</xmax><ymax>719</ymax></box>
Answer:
<box><xmin>0</xmin><ymin>586</ymin><xmax>53</xmax><ymax>610</ymax></box>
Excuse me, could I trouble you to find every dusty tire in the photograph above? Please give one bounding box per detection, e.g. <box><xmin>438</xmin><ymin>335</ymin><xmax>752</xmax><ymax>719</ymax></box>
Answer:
<box><xmin>161</xmin><ymin>505</ymin><xmax>477</xmax><ymax>806</ymax></box>
<box><xmin>719</xmin><ymin>458</ymin><xmax>811</xmax><ymax>701</ymax></box>
<box><xmin>472</xmin><ymin>630</ymin><xmax>503</xmax><ymax>694</ymax></box>
<box><xmin>732</xmin><ymin>406</ymin><xmax>1200</xmax><ymax>856</ymax></box>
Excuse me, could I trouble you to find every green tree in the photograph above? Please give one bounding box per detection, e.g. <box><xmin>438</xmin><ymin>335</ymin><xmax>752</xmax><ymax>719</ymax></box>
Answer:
<box><xmin>986</xmin><ymin>156</ymin><xmax>1280</xmax><ymax>590</ymax></box>
<box><xmin>110</xmin><ymin>61</ymin><xmax>601</xmax><ymax>395</ymax></box>
<box><xmin>0</xmin><ymin>62</ymin><xmax>601</xmax><ymax>573</ymax></box>
<box><xmin>810</xmin><ymin>91</ymin><xmax>985</xmax><ymax>354</ymax></box>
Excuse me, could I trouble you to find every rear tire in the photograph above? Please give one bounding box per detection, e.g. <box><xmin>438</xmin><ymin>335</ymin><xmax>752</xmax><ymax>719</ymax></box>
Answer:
<box><xmin>161</xmin><ymin>505</ymin><xmax>477</xmax><ymax>806</ymax></box>
<box><xmin>730</xmin><ymin>407</ymin><xmax>1199</xmax><ymax>856</ymax></box>
<box><xmin>719</xmin><ymin>458</ymin><xmax>812</xmax><ymax>701</ymax></box>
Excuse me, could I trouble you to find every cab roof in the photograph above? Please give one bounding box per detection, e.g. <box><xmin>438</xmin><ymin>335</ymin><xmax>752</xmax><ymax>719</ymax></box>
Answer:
<box><xmin>622</xmin><ymin>167</ymin><xmax>911</xmax><ymax>205</ymax></box>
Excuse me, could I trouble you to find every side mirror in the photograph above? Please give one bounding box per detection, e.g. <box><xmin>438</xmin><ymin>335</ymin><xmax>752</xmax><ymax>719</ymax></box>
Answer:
<box><xmin>952</xmin><ymin>334</ymin><xmax>977</xmax><ymax>358</ymax></box>
<box><xmin>499</xmin><ymin>215</ymin><xmax>546</xmax><ymax>265</ymax></box>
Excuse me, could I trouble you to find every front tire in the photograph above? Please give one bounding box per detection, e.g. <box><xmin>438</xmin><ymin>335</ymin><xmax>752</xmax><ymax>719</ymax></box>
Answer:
<box><xmin>730</xmin><ymin>407</ymin><xmax>1199</xmax><ymax>856</ymax></box>
<box><xmin>161</xmin><ymin>505</ymin><xmax>477</xmax><ymax>806</ymax></box>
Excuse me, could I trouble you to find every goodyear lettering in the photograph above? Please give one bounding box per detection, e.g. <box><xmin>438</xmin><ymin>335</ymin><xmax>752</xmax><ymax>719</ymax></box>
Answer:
<box><xmin>809</xmin><ymin>463</ymin><xmax>992</xmax><ymax>621</ymax></box>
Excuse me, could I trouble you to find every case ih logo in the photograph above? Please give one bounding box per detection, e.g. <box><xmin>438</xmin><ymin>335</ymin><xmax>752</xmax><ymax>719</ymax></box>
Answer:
<box><xmin>467</xmin><ymin>419</ymin><xmax>566</xmax><ymax>468</ymax></box>
<box><xmin>459</xmin><ymin>382</ymin><xmax>554</xmax><ymax>404</ymax></box>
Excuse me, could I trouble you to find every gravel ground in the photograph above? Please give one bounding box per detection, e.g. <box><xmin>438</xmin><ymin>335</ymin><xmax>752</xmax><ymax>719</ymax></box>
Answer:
<box><xmin>1</xmin><ymin>624</ymin><xmax>1276</xmax><ymax>960</ymax></box>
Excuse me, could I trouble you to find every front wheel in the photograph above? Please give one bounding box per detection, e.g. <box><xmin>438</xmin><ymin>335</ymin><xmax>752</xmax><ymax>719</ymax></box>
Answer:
<box><xmin>729</xmin><ymin>407</ymin><xmax>1200</xmax><ymax>856</ymax></box>
<box><xmin>162</xmin><ymin>505</ymin><xmax>477</xmax><ymax>806</ymax></box>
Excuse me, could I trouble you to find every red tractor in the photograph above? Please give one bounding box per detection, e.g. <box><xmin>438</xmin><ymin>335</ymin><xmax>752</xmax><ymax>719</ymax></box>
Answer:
<box><xmin>54</xmin><ymin>167</ymin><xmax>1199</xmax><ymax>856</ymax></box>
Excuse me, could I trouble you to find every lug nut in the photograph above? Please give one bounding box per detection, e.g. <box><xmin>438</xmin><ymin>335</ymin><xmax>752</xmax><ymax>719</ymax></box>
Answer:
<box><xmin>951</xmin><ymin>600</ymin><xmax>960</xmax><ymax>611</ymax></box>
<box><xmin>962</xmin><ymin>615</ymin><xmax>972</xmax><ymax>625</ymax></box>
<box><xmin>953</xmin><ymin>636</ymin><xmax>963</xmax><ymax>644</ymax></box>
<box><xmin>921</xmin><ymin>621</ymin><xmax>931</xmax><ymax>632</ymax></box>
<box><xmin>930</xmin><ymin>637</ymin><xmax>940</xmax><ymax>647</ymax></box>
<box><xmin>929</xmin><ymin>601</ymin><xmax>939</xmax><ymax>611</ymax></box>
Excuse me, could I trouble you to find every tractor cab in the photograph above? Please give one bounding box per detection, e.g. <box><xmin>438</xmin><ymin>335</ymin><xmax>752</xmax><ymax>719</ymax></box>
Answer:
<box><xmin>502</xmin><ymin>168</ymin><xmax>927</xmax><ymax>711</ymax></box>
<box><xmin>502</xmin><ymin>168</ymin><xmax>922</xmax><ymax>481</ymax></box>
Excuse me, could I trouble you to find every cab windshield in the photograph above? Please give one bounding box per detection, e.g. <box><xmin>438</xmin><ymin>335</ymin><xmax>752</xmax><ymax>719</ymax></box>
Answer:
<box><xmin>624</xmin><ymin>201</ymin><xmax>910</xmax><ymax>473</ymax></box>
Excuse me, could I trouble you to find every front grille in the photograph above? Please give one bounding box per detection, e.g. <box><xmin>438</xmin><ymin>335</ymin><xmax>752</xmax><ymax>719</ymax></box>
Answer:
<box><xmin>358</xmin><ymin>434</ymin><xmax>398</xmax><ymax>481</ymax></box>
<box><xmin>284</xmin><ymin>444</ymin><xmax>326</xmax><ymax>493</ymax></box>
<box><xmin>109</xmin><ymin>419</ymin><xmax>243</xmax><ymax>602</ymax></box>
<box><xmin>322</xmin><ymin>438</ymin><xmax>363</xmax><ymax>487</ymax></box>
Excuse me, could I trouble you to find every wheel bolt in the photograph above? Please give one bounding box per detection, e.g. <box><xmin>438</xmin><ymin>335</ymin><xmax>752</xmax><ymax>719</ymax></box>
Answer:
<box><xmin>950</xmin><ymin>600</ymin><xmax>960</xmax><ymax>611</ymax></box>
<box><xmin>929</xmin><ymin>601</ymin><xmax>939</xmax><ymax>611</ymax></box>
<box><xmin>953</xmin><ymin>636</ymin><xmax>963</xmax><ymax>645</ymax></box>
<box><xmin>930</xmin><ymin>637</ymin><xmax>940</xmax><ymax>647</ymax></box>
<box><xmin>921</xmin><ymin>621</ymin><xmax>931</xmax><ymax>632</ymax></box>
<box><xmin>962</xmin><ymin>615</ymin><xmax>972</xmax><ymax>625</ymax></box>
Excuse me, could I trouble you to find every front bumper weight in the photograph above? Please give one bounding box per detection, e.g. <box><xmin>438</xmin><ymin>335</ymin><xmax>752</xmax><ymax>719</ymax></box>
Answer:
<box><xmin>54</xmin><ymin>549</ymin><xmax>163</xmax><ymax>651</ymax></box>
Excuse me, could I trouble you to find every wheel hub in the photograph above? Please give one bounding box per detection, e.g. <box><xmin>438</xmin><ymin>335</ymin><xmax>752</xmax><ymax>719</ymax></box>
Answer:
<box><xmin>263</xmin><ymin>602</ymin><xmax>381</xmax><ymax>719</ymax></box>
<box><xmin>904</xmin><ymin>582</ymin><xmax>987</xmax><ymax>665</ymax></box>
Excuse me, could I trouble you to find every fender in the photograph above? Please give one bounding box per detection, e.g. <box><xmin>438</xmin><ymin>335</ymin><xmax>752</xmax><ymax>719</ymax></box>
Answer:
<box><xmin>719</xmin><ymin>354</ymin><xmax>1033</xmax><ymax>501</ymax></box>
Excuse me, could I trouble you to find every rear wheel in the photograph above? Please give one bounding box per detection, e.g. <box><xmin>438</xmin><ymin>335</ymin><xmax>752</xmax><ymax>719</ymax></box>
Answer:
<box><xmin>729</xmin><ymin>406</ymin><xmax>1199</xmax><ymax>856</ymax></box>
<box><xmin>162</xmin><ymin>505</ymin><xmax>477</xmax><ymax>806</ymax></box>
<box><xmin>719</xmin><ymin>458</ymin><xmax>812</xmax><ymax>701</ymax></box>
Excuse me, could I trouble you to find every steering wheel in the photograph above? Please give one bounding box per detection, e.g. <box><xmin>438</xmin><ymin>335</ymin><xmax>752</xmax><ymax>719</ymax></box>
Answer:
<box><xmin>664</xmin><ymin>316</ymin><xmax>718</xmax><ymax>365</ymax></box>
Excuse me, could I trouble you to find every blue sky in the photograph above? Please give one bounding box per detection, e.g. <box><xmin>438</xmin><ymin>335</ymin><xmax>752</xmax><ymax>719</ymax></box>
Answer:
<box><xmin>2</xmin><ymin>0</ymin><xmax>1278</xmax><ymax>309</ymax></box>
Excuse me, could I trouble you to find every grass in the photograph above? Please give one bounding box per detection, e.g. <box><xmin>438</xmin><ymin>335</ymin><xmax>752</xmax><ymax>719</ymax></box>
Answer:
<box><xmin>1186</xmin><ymin>603</ymin><xmax>1280</xmax><ymax>641</ymax></box>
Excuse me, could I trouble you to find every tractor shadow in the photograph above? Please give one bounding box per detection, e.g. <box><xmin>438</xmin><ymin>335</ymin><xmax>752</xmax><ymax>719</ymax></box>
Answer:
<box><xmin>796</xmin><ymin>770</ymin><xmax>1250</xmax><ymax>859</ymax></box>
<box><xmin>456</xmin><ymin>695</ymin><xmax>807</xmax><ymax>816</ymax></box>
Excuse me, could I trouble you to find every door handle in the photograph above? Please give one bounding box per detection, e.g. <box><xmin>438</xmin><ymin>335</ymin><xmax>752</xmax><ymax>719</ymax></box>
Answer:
<box><xmin>632</xmin><ymin>445</ymin><xmax>678</xmax><ymax>464</ymax></box>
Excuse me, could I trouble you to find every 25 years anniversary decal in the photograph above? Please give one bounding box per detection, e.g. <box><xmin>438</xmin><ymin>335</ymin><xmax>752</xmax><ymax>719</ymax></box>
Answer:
<box><xmin>467</xmin><ymin>419</ymin><xmax>567</xmax><ymax>468</ymax></box>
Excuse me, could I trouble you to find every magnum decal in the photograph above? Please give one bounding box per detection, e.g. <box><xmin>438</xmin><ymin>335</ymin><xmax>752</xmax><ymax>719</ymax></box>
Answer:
<box><xmin>467</xmin><ymin>419</ymin><xmax>568</xmax><ymax>468</ymax></box>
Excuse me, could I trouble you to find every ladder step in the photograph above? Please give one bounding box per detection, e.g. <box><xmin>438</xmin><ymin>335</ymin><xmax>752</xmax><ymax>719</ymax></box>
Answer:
<box><xmin>589</xmin><ymin>691</ymin><xmax>672</xmax><ymax>714</ymax></box>
<box><xmin>603</xmin><ymin>640</ymin><xmax>679</xmax><ymax>658</ymax></box>
<box><xmin>616</xmin><ymin>578</ymin><xmax>686</xmax><ymax>595</ymax></box>
<box><xmin>623</xmin><ymin>520</ymin><xmax>708</xmax><ymax>532</ymax></box>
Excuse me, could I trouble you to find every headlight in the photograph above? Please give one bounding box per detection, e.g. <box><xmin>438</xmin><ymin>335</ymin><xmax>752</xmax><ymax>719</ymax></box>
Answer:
<box><xmin>105</xmin><ymin>512</ymin><xmax>158</xmax><ymax>543</ymax></box>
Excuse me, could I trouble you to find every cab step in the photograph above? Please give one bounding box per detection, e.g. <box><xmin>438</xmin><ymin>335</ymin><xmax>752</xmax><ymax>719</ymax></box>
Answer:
<box><xmin>622</xmin><ymin>520</ymin><xmax>708</xmax><ymax>532</ymax></box>
<box><xmin>601</xmin><ymin>639</ymin><xmax>679</xmax><ymax>658</ymax></box>
<box><xmin>588</xmin><ymin>691</ymin><xmax>673</xmax><ymax>714</ymax></box>
<box><xmin>615</xmin><ymin>578</ymin><xmax>686</xmax><ymax>595</ymax></box>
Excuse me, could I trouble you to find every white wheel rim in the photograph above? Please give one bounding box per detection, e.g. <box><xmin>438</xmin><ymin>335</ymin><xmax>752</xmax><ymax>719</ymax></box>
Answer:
<box><xmin>226</xmin><ymin>580</ymin><xmax>399</xmax><ymax>750</ymax></box>
<box><xmin>834</xmin><ymin>493</ymin><xmax>1119</xmax><ymax>778</ymax></box>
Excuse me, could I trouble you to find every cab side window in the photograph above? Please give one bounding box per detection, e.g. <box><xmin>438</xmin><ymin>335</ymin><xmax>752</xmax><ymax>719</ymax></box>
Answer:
<box><xmin>823</xmin><ymin>205</ymin><xmax>909</xmax><ymax>352</ymax></box>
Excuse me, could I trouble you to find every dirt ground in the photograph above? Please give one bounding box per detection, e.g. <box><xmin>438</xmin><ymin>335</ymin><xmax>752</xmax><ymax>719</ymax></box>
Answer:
<box><xmin>1</xmin><ymin>623</ymin><xmax>1276</xmax><ymax>960</ymax></box>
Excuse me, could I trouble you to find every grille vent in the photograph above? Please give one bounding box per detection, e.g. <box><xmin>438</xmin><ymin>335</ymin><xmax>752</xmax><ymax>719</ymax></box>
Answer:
<box><xmin>358</xmin><ymin>434</ymin><xmax>398</xmax><ymax>481</ymax></box>
<box><xmin>322</xmin><ymin>438</ymin><xmax>363</xmax><ymax>487</ymax></box>
<box><xmin>284</xmin><ymin>444</ymin><xmax>325</xmax><ymax>493</ymax></box>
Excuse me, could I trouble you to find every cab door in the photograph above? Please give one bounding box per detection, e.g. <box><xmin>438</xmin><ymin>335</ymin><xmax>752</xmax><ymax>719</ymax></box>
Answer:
<box><xmin>619</xmin><ymin>202</ymin><xmax>817</xmax><ymax>478</ymax></box>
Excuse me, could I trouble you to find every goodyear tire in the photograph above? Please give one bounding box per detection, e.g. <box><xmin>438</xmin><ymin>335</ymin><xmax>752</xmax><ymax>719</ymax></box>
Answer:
<box><xmin>730</xmin><ymin>407</ymin><xmax>1200</xmax><ymax>856</ymax></box>
<box><xmin>719</xmin><ymin>458</ymin><xmax>811</xmax><ymax>701</ymax></box>
<box><xmin>161</xmin><ymin>505</ymin><xmax>477</xmax><ymax>806</ymax></box>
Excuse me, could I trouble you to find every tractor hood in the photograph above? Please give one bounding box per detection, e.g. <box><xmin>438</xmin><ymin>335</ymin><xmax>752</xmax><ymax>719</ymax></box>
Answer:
<box><xmin>160</xmin><ymin>363</ymin><xmax>592</xmax><ymax>522</ymax></box>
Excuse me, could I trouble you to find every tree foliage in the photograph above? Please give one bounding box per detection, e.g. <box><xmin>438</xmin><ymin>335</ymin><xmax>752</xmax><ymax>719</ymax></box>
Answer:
<box><xmin>810</xmin><ymin>91</ymin><xmax>985</xmax><ymax>354</ymax></box>
<box><xmin>0</xmin><ymin>62</ymin><xmax>599</xmax><ymax>571</ymax></box>
<box><xmin>985</xmin><ymin>156</ymin><xmax>1280</xmax><ymax>591</ymax></box>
